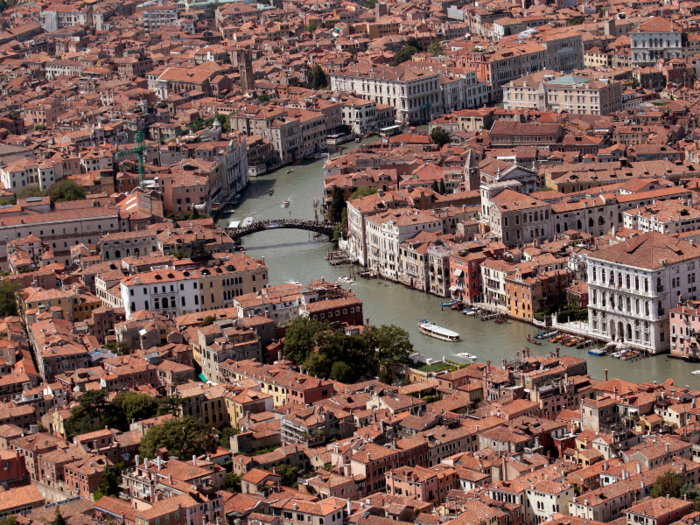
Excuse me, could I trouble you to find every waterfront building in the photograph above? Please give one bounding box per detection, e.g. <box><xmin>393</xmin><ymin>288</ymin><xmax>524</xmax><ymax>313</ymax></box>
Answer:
<box><xmin>586</xmin><ymin>232</ymin><xmax>700</xmax><ymax>354</ymax></box>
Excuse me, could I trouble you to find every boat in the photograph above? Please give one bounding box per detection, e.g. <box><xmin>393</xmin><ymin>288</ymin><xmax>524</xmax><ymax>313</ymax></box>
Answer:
<box><xmin>354</xmin><ymin>137</ymin><xmax>361</xmax><ymax>143</ymax></box>
<box><xmin>462</xmin><ymin>309</ymin><xmax>478</xmax><ymax>316</ymax></box>
<box><xmin>450</xmin><ymin>302</ymin><xmax>465</xmax><ymax>310</ymax></box>
<box><xmin>232</xmin><ymin>194</ymin><xmax>241</xmax><ymax>205</ymax></box>
<box><xmin>269</xmin><ymin>188</ymin><xmax>274</xmax><ymax>196</ymax></box>
<box><xmin>286</xmin><ymin>169</ymin><xmax>294</xmax><ymax>174</ymax></box>
<box><xmin>526</xmin><ymin>335</ymin><xmax>542</xmax><ymax>346</ymax></box>
<box><xmin>441</xmin><ymin>300</ymin><xmax>459</xmax><ymax>307</ymax></box>
<box><xmin>536</xmin><ymin>330</ymin><xmax>558</xmax><ymax>339</ymax></box>
<box><xmin>418</xmin><ymin>319</ymin><xmax>460</xmax><ymax>342</ymax></box>
<box><xmin>314</xmin><ymin>152</ymin><xmax>328</xmax><ymax>159</ymax></box>
<box><xmin>282</xmin><ymin>200</ymin><xmax>290</xmax><ymax>208</ymax></box>
<box><xmin>692</xmin><ymin>371</ymin><xmax>700</xmax><ymax>376</ymax></box>
<box><xmin>338</xmin><ymin>276</ymin><xmax>354</xmax><ymax>284</ymax></box>
<box><xmin>456</xmin><ymin>352</ymin><xmax>477</xmax><ymax>360</ymax></box>
<box><xmin>588</xmin><ymin>347</ymin><xmax>607</xmax><ymax>356</ymax></box>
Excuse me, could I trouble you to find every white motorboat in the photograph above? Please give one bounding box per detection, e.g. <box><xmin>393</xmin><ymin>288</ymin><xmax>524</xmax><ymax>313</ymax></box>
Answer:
<box><xmin>692</xmin><ymin>371</ymin><xmax>700</xmax><ymax>376</ymax></box>
<box><xmin>418</xmin><ymin>319</ymin><xmax>460</xmax><ymax>342</ymax></box>
<box><xmin>456</xmin><ymin>352</ymin><xmax>477</xmax><ymax>360</ymax></box>
<box><xmin>286</xmin><ymin>169</ymin><xmax>294</xmax><ymax>174</ymax></box>
<box><xmin>338</xmin><ymin>276</ymin><xmax>354</xmax><ymax>284</ymax></box>
<box><xmin>282</xmin><ymin>200</ymin><xmax>290</xmax><ymax>208</ymax></box>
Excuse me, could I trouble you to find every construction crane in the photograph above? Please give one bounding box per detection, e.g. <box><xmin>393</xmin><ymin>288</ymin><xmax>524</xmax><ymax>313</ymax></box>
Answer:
<box><xmin>116</xmin><ymin>130</ymin><xmax>146</xmax><ymax>189</ymax></box>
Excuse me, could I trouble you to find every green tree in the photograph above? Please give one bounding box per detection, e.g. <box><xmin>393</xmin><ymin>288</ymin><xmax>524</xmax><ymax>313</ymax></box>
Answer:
<box><xmin>47</xmin><ymin>179</ymin><xmax>87</xmax><ymax>203</ymax></box>
<box><xmin>53</xmin><ymin>509</ymin><xmax>66</xmax><ymax>525</ymax></box>
<box><xmin>113</xmin><ymin>392</ymin><xmax>159</xmax><ymax>427</ymax></box>
<box><xmin>0</xmin><ymin>280</ymin><xmax>21</xmax><ymax>317</ymax></box>
<box><xmin>405</xmin><ymin>37</ymin><xmax>423</xmax><ymax>52</ymax></box>
<box><xmin>65</xmin><ymin>390</ymin><xmax>120</xmax><ymax>439</ymax></box>
<box><xmin>226</xmin><ymin>472</ymin><xmax>242</xmax><ymax>492</ymax></box>
<box><xmin>365</xmin><ymin>324</ymin><xmax>413</xmax><ymax>378</ymax></box>
<box><xmin>305</xmin><ymin>20</ymin><xmax>318</xmax><ymax>32</ymax></box>
<box><xmin>390</xmin><ymin>45</ymin><xmax>418</xmax><ymax>66</ymax></box>
<box><xmin>200</xmin><ymin>315</ymin><xmax>216</xmax><ymax>327</ymax></box>
<box><xmin>428</xmin><ymin>42</ymin><xmax>444</xmax><ymax>56</ymax></box>
<box><xmin>276</xmin><ymin>464</ymin><xmax>298</xmax><ymax>487</ymax></box>
<box><xmin>364</xmin><ymin>0</ymin><xmax>375</xmax><ymax>6</ymax></box>
<box><xmin>306</xmin><ymin>65</ymin><xmax>329</xmax><ymax>90</ymax></box>
<box><xmin>218</xmin><ymin>425</ymin><xmax>239</xmax><ymax>449</ymax></box>
<box><xmin>651</xmin><ymin>471</ymin><xmax>684</xmax><ymax>499</ymax></box>
<box><xmin>349</xmin><ymin>187</ymin><xmax>377</xmax><ymax>200</ymax></box>
<box><xmin>15</xmin><ymin>186</ymin><xmax>46</xmax><ymax>200</ymax></box>
<box><xmin>0</xmin><ymin>517</ymin><xmax>17</xmax><ymax>525</ymax></box>
<box><xmin>140</xmin><ymin>417</ymin><xmax>217</xmax><ymax>460</ymax></box>
<box><xmin>158</xmin><ymin>393</ymin><xmax>185</xmax><ymax>416</ymax></box>
<box><xmin>431</xmin><ymin>180</ymin><xmax>439</xmax><ymax>193</ymax></box>
<box><xmin>682</xmin><ymin>483</ymin><xmax>700</xmax><ymax>501</ymax></box>
<box><xmin>216</xmin><ymin>114</ymin><xmax>230</xmax><ymax>133</ymax></box>
<box><xmin>430</xmin><ymin>126</ymin><xmax>451</xmax><ymax>147</ymax></box>
<box><xmin>284</xmin><ymin>317</ymin><xmax>330</xmax><ymax>364</ymax></box>
<box><xmin>259</xmin><ymin>92</ymin><xmax>270</xmax><ymax>103</ymax></box>
<box><xmin>303</xmin><ymin>351</ymin><xmax>333</xmax><ymax>379</ymax></box>
<box><xmin>695</xmin><ymin>497</ymin><xmax>700</xmax><ymax>513</ymax></box>
<box><xmin>327</xmin><ymin>186</ymin><xmax>345</xmax><ymax>223</ymax></box>
<box><xmin>439</xmin><ymin>180</ymin><xmax>446</xmax><ymax>195</ymax></box>
<box><xmin>95</xmin><ymin>468</ymin><xmax>120</xmax><ymax>500</ymax></box>
<box><xmin>330</xmin><ymin>361</ymin><xmax>353</xmax><ymax>383</ymax></box>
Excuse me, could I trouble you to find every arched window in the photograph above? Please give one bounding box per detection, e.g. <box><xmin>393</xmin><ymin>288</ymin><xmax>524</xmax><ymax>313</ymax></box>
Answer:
<box><xmin>644</xmin><ymin>278</ymin><xmax>649</xmax><ymax>292</ymax></box>
<box><xmin>115</xmin><ymin>250</ymin><xmax>121</xmax><ymax>258</ymax></box>
<box><xmin>635</xmin><ymin>276</ymin><xmax>639</xmax><ymax>290</ymax></box>
<box><xmin>626</xmin><ymin>275</ymin><xmax>630</xmax><ymax>289</ymax></box>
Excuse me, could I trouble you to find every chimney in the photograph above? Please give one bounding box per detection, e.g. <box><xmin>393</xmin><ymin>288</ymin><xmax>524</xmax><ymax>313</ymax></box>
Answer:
<box><xmin>347</xmin><ymin>500</ymin><xmax>351</xmax><ymax>514</ymax></box>
<box><xmin>293</xmin><ymin>504</ymin><xmax>298</xmax><ymax>511</ymax></box>
<box><xmin>604</xmin><ymin>369</ymin><xmax>608</xmax><ymax>381</ymax></box>
<box><xmin>637</xmin><ymin>463</ymin><xmax>641</xmax><ymax>474</ymax></box>
<box><xmin>665</xmin><ymin>443</ymin><xmax>670</xmax><ymax>453</ymax></box>
<box><xmin>145</xmin><ymin>458</ymin><xmax>149</xmax><ymax>469</ymax></box>
<box><xmin>193</xmin><ymin>455</ymin><xmax>197</xmax><ymax>466</ymax></box>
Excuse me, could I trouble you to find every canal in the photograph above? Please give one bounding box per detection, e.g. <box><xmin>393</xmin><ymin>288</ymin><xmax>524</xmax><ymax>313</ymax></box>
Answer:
<box><xmin>217</xmin><ymin>138</ymin><xmax>696</xmax><ymax>387</ymax></box>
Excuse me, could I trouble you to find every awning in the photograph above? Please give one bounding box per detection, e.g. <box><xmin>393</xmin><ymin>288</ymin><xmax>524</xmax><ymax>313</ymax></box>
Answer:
<box><xmin>453</xmin><ymin>268</ymin><xmax>464</xmax><ymax>277</ymax></box>
<box><xmin>449</xmin><ymin>286</ymin><xmax>459</xmax><ymax>292</ymax></box>
<box><xmin>198</xmin><ymin>373</ymin><xmax>208</xmax><ymax>382</ymax></box>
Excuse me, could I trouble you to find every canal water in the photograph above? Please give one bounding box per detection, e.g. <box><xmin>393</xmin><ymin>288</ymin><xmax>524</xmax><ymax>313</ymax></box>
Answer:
<box><xmin>217</xmin><ymin>139</ymin><xmax>696</xmax><ymax>387</ymax></box>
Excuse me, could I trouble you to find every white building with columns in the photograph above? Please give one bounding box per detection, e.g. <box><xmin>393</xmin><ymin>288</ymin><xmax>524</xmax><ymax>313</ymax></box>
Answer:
<box><xmin>330</xmin><ymin>63</ymin><xmax>442</xmax><ymax>125</ymax></box>
<box><xmin>586</xmin><ymin>232</ymin><xmax>700</xmax><ymax>354</ymax></box>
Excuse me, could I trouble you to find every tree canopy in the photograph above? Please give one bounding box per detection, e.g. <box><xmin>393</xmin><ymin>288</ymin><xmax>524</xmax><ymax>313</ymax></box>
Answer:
<box><xmin>112</xmin><ymin>392</ymin><xmax>159</xmax><ymax>426</ymax></box>
<box><xmin>48</xmin><ymin>179</ymin><xmax>87</xmax><ymax>203</ymax></box>
<box><xmin>306</xmin><ymin>65</ymin><xmax>329</xmax><ymax>90</ymax></box>
<box><xmin>349</xmin><ymin>187</ymin><xmax>377</xmax><ymax>200</ymax></box>
<box><xmin>140</xmin><ymin>417</ymin><xmax>217</xmax><ymax>460</ymax></box>
<box><xmin>277</xmin><ymin>464</ymin><xmax>299</xmax><ymax>487</ymax></box>
<box><xmin>65</xmin><ymin>390</ymin><xmax>166</xmax><ymax>439</ymax></box>
<box><xmin>390</xmin><ymin>45</ymin><xmax>418</xmax><ymax>66</ymax></box>
<box><xmin>428</xmin><ymin>42</ymin><xmax>444</xmax><ymax>56</ymax></box>
<box><xmin>0</xmin><ymin>280</ymin><xmax>21</xmax><ymax>317</ymax></box>
<box><xmin>651</xmin><ymin>471</ymin><xmax>684</xmax><ymax>499</ymax></box>
<box><xmin>327</xmin><ymin>186</ymin><xmax>345</xmax><ymax>223</ymax></box>
<box><xmin>15</xmin><ymin>186</ymin><xmax>46</xmax><ymax>200</ymax></box>
<box><xmin>430</xmin><ymin>126</ymin><xmax>451</xmax><ymax>147</ymax></box>
<box><xmin>283</xmin><ymin>317</ymin><xmax>413</xmax><ymax>384</ymax></box>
